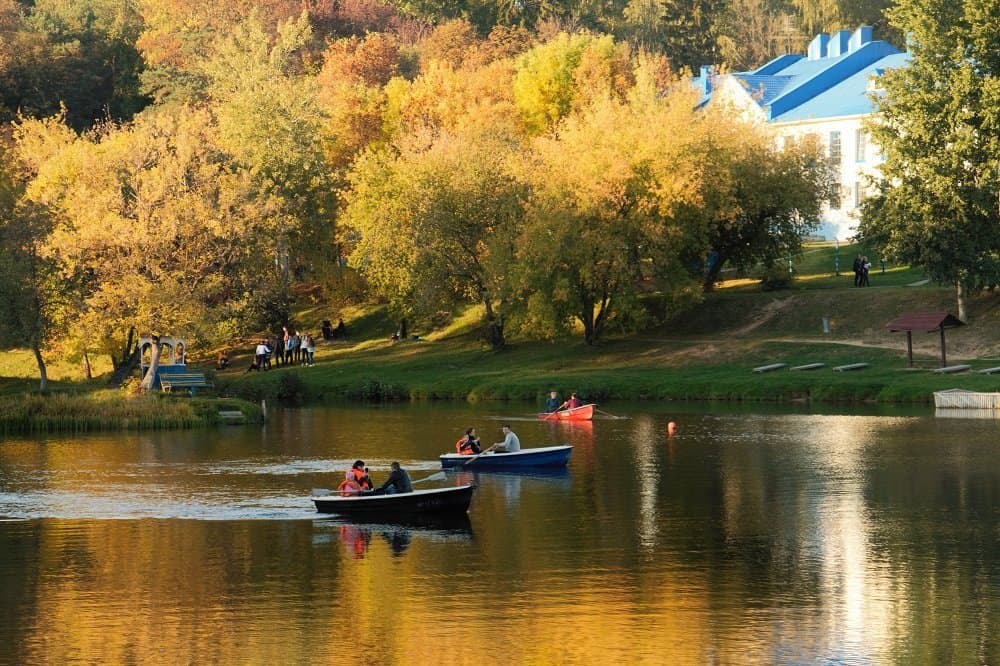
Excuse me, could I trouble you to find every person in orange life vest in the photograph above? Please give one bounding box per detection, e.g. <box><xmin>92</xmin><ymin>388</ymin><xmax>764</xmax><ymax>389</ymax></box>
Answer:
<box><xmin>338</xmin><ymin>460</ymin><xmax>373</xmax><ymax>495</ymax></box>
<box><xmin>455</xmin><ymin>427</ymin><xmax>482</xmax><ymax>455</ymax></box>
<box><xmin>557</xmin><ymin>392</ymin><xmax>582</xmax><ymax>411</ymax></box>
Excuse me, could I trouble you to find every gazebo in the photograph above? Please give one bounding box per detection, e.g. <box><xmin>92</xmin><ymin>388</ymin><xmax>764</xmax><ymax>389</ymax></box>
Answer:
<box><xmin>886</xmin><ymin>312</ymin><xmax>965</xmax><ymax>368</ymax></box>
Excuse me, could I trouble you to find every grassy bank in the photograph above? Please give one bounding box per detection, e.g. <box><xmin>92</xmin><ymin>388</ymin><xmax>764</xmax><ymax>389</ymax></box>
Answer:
<box><xmin>0</xmin><ymin>391</ymin><xmax>263</xmax><ymax>436</ymax></box>
<box><xmin>4</xmin><ymin>242</ymin><xmax>1000</xmax><ymax>415</ymax></box>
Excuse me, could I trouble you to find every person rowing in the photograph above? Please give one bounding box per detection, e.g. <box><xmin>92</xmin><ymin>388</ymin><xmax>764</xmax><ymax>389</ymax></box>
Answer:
<box><xmin>545</xmin><ymin>390</ymin><xmax>562</xmax><ymax>413</ymax></box>
<box><xmin>493</xmin><ymin>424</ymin><xmax>521</xmax><ymax>453</ymax></box>
<box><xmin>374</xmin><ymin>461</ymin><xmax>412</xmax><ymax>495</ymax></box>
<box><xmin>556</xmin><ymin>392</ymin><xmax>582</xmax><ymax>411</ymax></box>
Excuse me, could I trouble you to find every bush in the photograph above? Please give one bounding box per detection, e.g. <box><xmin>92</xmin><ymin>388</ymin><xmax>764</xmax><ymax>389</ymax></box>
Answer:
<box><xmin>760</xmin><ymin>262</ymin><xmax>795</xmax><ymax>291</ymax></box>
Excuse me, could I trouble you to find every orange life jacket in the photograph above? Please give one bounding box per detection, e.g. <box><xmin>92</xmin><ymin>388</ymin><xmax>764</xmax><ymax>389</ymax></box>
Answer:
<box><xmin>338</xmin><ymin>479</ymin><xmax>362</xmax><ymax>496</ymax></box>
<box><xmin>456</xmin><ymin>437</ymin><xmax>479</xmax><ymax>455</ymax></box>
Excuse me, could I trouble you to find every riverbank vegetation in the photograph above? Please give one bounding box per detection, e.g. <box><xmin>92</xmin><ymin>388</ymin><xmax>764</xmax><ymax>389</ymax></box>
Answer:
<box><xmin>1</xmin><ymin>0</ymin><xmax>998</xmax><ymax>425</ymax></box>
<box><xmin>0</xmin><ymin>391</ymin><xmax>262</xmax><ymax>436</ymax></box>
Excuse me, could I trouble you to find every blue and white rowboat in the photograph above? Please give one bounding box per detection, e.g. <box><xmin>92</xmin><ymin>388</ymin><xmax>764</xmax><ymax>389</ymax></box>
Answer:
<box><xmin>440</xmin><ymin>445</ymin><xmax>573</xmax><ymax>470</ymax></box>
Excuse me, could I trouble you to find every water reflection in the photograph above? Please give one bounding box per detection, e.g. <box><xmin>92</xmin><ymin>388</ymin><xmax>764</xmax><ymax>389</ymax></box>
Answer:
<box><xmin>3</xmin><ymin>404</ymin><xmax>1000</xmax><ymax>662</ymax></box>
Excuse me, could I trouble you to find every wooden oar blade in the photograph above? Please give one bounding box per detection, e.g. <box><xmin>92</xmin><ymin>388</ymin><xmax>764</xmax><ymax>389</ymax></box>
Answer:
<box><xmin>412</xmin><ymin>471</ymin><xmax>446</xmax><ymax>484</ymax></box>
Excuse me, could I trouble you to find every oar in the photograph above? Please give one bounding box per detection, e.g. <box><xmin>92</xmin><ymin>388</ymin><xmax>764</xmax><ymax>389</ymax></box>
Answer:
<box><xmin>412</xmin><ymin>471</ymin><xmax>446</xmax><ymax>484</ymax></box>
<box><xmin>312</xmin><ymin>471</ymin><xmax>446</xmax><ymax>496</ymax></box>
<box><xmin>463</xmin><ymin>444</ymin><xmax>497</xmax><ymax>466</ymax></box>
<box><xmin>595</xmin><ymin>407</ymin><xmax>628</xmax><ymax>419</ymax></box>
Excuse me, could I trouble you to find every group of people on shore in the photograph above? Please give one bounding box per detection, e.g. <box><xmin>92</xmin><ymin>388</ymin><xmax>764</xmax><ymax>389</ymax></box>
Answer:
<box><xmin>244</xmin><ymin>327</ymin><xmax>317</xmax><ymax>372</ymax></box>
<box><xmin>853</xmin><ymin>255</ymin><xmax>873</xmax><ymax>287</ymax></box>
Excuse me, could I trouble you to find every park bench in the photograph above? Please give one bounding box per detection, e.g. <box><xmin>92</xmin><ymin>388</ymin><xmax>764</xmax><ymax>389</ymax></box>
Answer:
<box><xmin>752</xmin><ymin>363</ymin><xmax>788</xmax><ymax>373</ymax></box>
<box><xmin>790</xmin><ymin>363</ymin><xmax>825</xmax><ymax>371</ymax></box>
<box><xmin>931</xmin><ymin>364</ymin><xmax>971</xmax><ymax>374</ymax></box>
<box><xmin>160</xmin><ymin>373</ymin><xmax>214</xmax><ymax>395</ymax></box>
<box><xmin>218</xmin><ymin>410</ymin><xmax>246</xmax><ymax>424</ymax></box>
<box><xmin>833</xmin><ymin>363</ymin><xmax>869</xmax><ymax>372</ymax></box>
<box><xmin>977</xmin><ymin>367</ymin><xmax>1000</xmax><ymax>375</ymax></box>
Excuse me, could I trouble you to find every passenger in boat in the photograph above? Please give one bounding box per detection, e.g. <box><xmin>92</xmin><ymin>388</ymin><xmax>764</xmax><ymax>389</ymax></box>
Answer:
<box><xmin>493</xmin><ymin>424</ymin><xmax>521</xmax><ymax>453</ymax></box>
<box><xmin>545</xmin><ymin>390</ymin><xmax>562</xmax><ymax>413</ymax></box>
<box><xmin>456</xmin><ymin>427</ymin><xmax>482</xmax><ymax>455</ymax></box>
<box><xmin>375</xmin><ymin>462</ymin><xmax>412</xmax><ymax>495</ymax></box>
<box><xmin>338</xmin><ymin>460</ymin><xmax>373</xmax><ymax>496</ymax></box>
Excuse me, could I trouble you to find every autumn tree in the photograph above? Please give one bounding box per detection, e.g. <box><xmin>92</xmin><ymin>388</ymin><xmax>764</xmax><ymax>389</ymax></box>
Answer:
<box><xmin>514</xmin><ymin>78</ymin><xmax>705</xmax><ymax>345</ymax></box>
<box><xmin>15</xmin><ymin>109</ymin><xmax>273</xmax><ymax>389</ymax></box>
<box><xmin>513</xmin><ymin>32</ymin><xmax>633</xmax><ymax>135</ymax></box>
<box><xmin>858</xmin><ymin>0</ymin><xmax>1000</xmax><ymax>320</ymax></box>
<box><xmin>342</xmin><ymin>129</ymin><xmax>526</xmax><ymax>348</ymax></box>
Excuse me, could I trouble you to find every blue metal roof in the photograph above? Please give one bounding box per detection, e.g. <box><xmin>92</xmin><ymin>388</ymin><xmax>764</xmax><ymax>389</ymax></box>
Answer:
<box><xmin>772</xmin><ymin>52</ymin><xmax>910</xmax><ymax>122</ymax></box>
<box><xmin>696</xmin><ymin>31</ymin><xmax>906</xmax><ymax>123</ymax></box>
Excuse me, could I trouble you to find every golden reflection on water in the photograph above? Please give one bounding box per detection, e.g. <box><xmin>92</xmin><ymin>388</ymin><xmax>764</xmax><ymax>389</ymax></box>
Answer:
<box><xmin>4</xmin><ymin>407</ymin><xmax>1000</xmax><ymax>663</ymax></box>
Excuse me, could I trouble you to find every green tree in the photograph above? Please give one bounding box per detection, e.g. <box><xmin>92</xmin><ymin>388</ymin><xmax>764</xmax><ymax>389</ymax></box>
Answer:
<box><xmin>0</xmin><ymin>144</ymin><xmax>63</xmax><ymax>391</ymax></box>
<box><xmin>697</xmin><ymin>117</ymin><xmax>835</xmax><ymax>290</ymax></box>
<box><xmin>199</xmin><ymin>11</ymin><xmax>336</xmax><ymax>314</ymax></box>
<box><xmin>858</xmin><ymin>0</ymin><xmax>1000</xmax><ymax>320</ymax></box>
<box><xmin>0</xmin><ymin>0</ymin><xmax>148</xmax><ymax>129</ymax></box>
<box><xmin>342</xmin><ymin>128</ymin><xmax>526</xmax><ymax>349</ymax></box>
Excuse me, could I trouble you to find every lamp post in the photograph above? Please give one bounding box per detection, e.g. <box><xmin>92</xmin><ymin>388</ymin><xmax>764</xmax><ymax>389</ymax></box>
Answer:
<box><xmin>834</xmin><ymin>241</ymin><xmax>840</xmax><ymax>277</ymax></box>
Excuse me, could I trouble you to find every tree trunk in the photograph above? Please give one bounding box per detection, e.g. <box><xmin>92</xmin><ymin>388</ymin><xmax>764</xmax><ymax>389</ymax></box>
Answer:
<box><xmin>956</xmin><ymin>281</ymin><xmax>967</xmax><ymax>322</ymax></box>
<box><xmin>83</xmin><ymin>352</ymin><xmax>92</xmax><ymax>380</ymax></box>
<box><xmin>483</xmin><ymin>300</ymin><xmax>505</xmax><ymax>350</ymax></box>
<box><xmin>32</xmin><ymin>342</ymin><xmax>48</xmax><ymax>393</ymax></box>
<box><xmin>140</xmin><ymin>335</ymin><xmax>162</xmax><ymax>391</ymax></box>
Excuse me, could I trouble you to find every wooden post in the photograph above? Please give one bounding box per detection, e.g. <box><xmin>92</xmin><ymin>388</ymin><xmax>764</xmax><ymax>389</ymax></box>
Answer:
<box><xmin>906</xmin><ymin>331</ymin><xmax>913</xmax><ymax>367</ymax></box>
<box><xmin>939</xmin><ymin>327</ymin><xmax>947</xmax><ymax>367</ymax></box>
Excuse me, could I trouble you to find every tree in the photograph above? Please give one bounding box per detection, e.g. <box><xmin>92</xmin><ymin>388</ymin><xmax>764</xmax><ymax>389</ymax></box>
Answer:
<box><xmin>697</xmin><ymin>115</ymin><xmax>835</xmax><ymax>290</ymax></box>
<box><xmin>15</xmin><ymin>108</ymin><xmax>272</xmax><ymax>389</ymax></box>
<box><xmin>342</xmin><ymin>128</ymin><xmax>526</xmax><ymax>349</ymax></box>
<box><xmin>0</xmin><ymin>144</ymin><xmax>62</xmax><ymax>392</ymax></box>
<box><xmin>512</xmin><ymin>32</ymin><xmax>632</xmax><ymax>135</ymax></box>
<box><xmin>515</xmin><ymin>82</ymin><xmax>705</xmax><ymax>345</ymax></box>
<box><xmin>858</xmin><ymin>0</ymin><xmax>1000</xmax><ymax>320</ymax></box>
<box><xmin>199</xmin><ymin>11</ymin><xmax>337</xmax><ymax>313</ymax></box>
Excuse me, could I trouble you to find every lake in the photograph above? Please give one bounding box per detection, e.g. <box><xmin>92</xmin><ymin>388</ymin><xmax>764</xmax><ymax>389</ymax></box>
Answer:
<box><xmin>1</xmin><ymin>402</ymin><xmax>999</xmax><ymax>664</ymax></box>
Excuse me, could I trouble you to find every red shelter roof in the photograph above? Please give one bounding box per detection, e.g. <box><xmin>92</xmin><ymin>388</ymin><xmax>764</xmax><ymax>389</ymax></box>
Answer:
<box><xmin>886</xmin><ymin>312</ymin><xmax>965</xmax><ymax>332</ymax></box>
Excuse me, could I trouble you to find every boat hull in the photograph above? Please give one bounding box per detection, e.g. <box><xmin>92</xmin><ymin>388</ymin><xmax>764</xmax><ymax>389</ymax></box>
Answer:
<box><xmin>440</xmin><ymin>445</ymin><xmax>573</xmax><ymax>470</ymax></box>
<box><xmin>537</xmin><ymin>404</ymin><xmax>595</xmax><ymax>421</ymax></box>
<box><xmin>313</xmin><ymin>484</ymin><xmax>475</xmax><ymax>517</ymax></box>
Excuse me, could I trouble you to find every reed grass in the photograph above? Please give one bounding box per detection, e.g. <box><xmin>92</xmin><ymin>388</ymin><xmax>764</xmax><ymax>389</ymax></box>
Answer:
<box><xmin>0</xmin><ymin>390</ymin><xmax>262</xmax><ymax>436</ymax></box>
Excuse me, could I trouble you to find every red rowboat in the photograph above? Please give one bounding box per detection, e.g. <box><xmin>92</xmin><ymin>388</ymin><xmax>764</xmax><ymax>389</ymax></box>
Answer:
<box><xmin>537</xmin><ymin>403</ymin><xmax>595</xmax><ymax>421</ymax></box>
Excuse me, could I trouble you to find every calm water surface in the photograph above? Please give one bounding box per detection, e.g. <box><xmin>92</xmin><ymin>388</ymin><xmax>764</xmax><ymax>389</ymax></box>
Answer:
<box><xmin>1</xmin><ymin>403</ymin><xmax>999</xmax><ymax>665</ymax></box>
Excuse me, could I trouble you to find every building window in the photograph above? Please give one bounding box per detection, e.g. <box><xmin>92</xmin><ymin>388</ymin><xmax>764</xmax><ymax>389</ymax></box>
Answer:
<box><xmin>854</xmin><ymin>182</ymin><xmax>869</xmax><ymax>208</ymax></box>
<box><xmin>855</xmin><ymin>130</ymin><xmax>867</xmax><ymax>162</ymax></box>
<box><xmin>829</xmin><ymin>131</ymin><xmax>842</xmax><ymax>163</ymax></box>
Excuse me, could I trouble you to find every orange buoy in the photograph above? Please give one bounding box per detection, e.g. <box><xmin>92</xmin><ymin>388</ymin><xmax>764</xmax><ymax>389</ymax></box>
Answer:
<box><xmin>667</xmin><ymin>421</ymin><xmax>677</xmax><ymax>437</ymax></box>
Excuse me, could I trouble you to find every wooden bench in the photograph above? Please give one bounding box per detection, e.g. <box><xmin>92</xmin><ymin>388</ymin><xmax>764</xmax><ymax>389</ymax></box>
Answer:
<box><xmin>833</xmin><ymin>363</ymin><xmax>869</xmax><ymax>372</ymax></box>
<box><xmin>160</xmin><ymin>373</ymin><xmax>214</xmax><ymax>395</ymax></box>
<box><xmin>752</xmin><ymin>363</ymin><xmax>788</xmax><ymax>373</ymax></box>
<box><xmin>931</xmin><ymin>364</ymin><xmax>971</xmax><ymax>374</ymax></box>
<box><xmin>790</xmin><ymin>363</ymin><xmax>825</xmax><ymax>371</ymax></box>
<box><xmin>218</xmin><ymin>410</ymin><xmax>246</xmax><ymax>424</ymax></box>
<box><xmin>977</xmin><ymin>367</ymin><xmax>1000</xmax><ymax>375</ymax></box>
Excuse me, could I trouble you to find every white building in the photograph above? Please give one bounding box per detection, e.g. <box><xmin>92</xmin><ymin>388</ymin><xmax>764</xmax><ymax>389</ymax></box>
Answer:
<box><xmin>695</xmin><ymin>26</ymin><xmax>909</xmax><ymax>240</ymax></box>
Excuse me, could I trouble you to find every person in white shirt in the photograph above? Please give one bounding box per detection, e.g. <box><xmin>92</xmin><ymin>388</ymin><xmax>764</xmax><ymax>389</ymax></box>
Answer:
<box><xmin>494</xmin><ymin>424</ymin><xmax>520</xmax><ymax>453</ymax></box>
